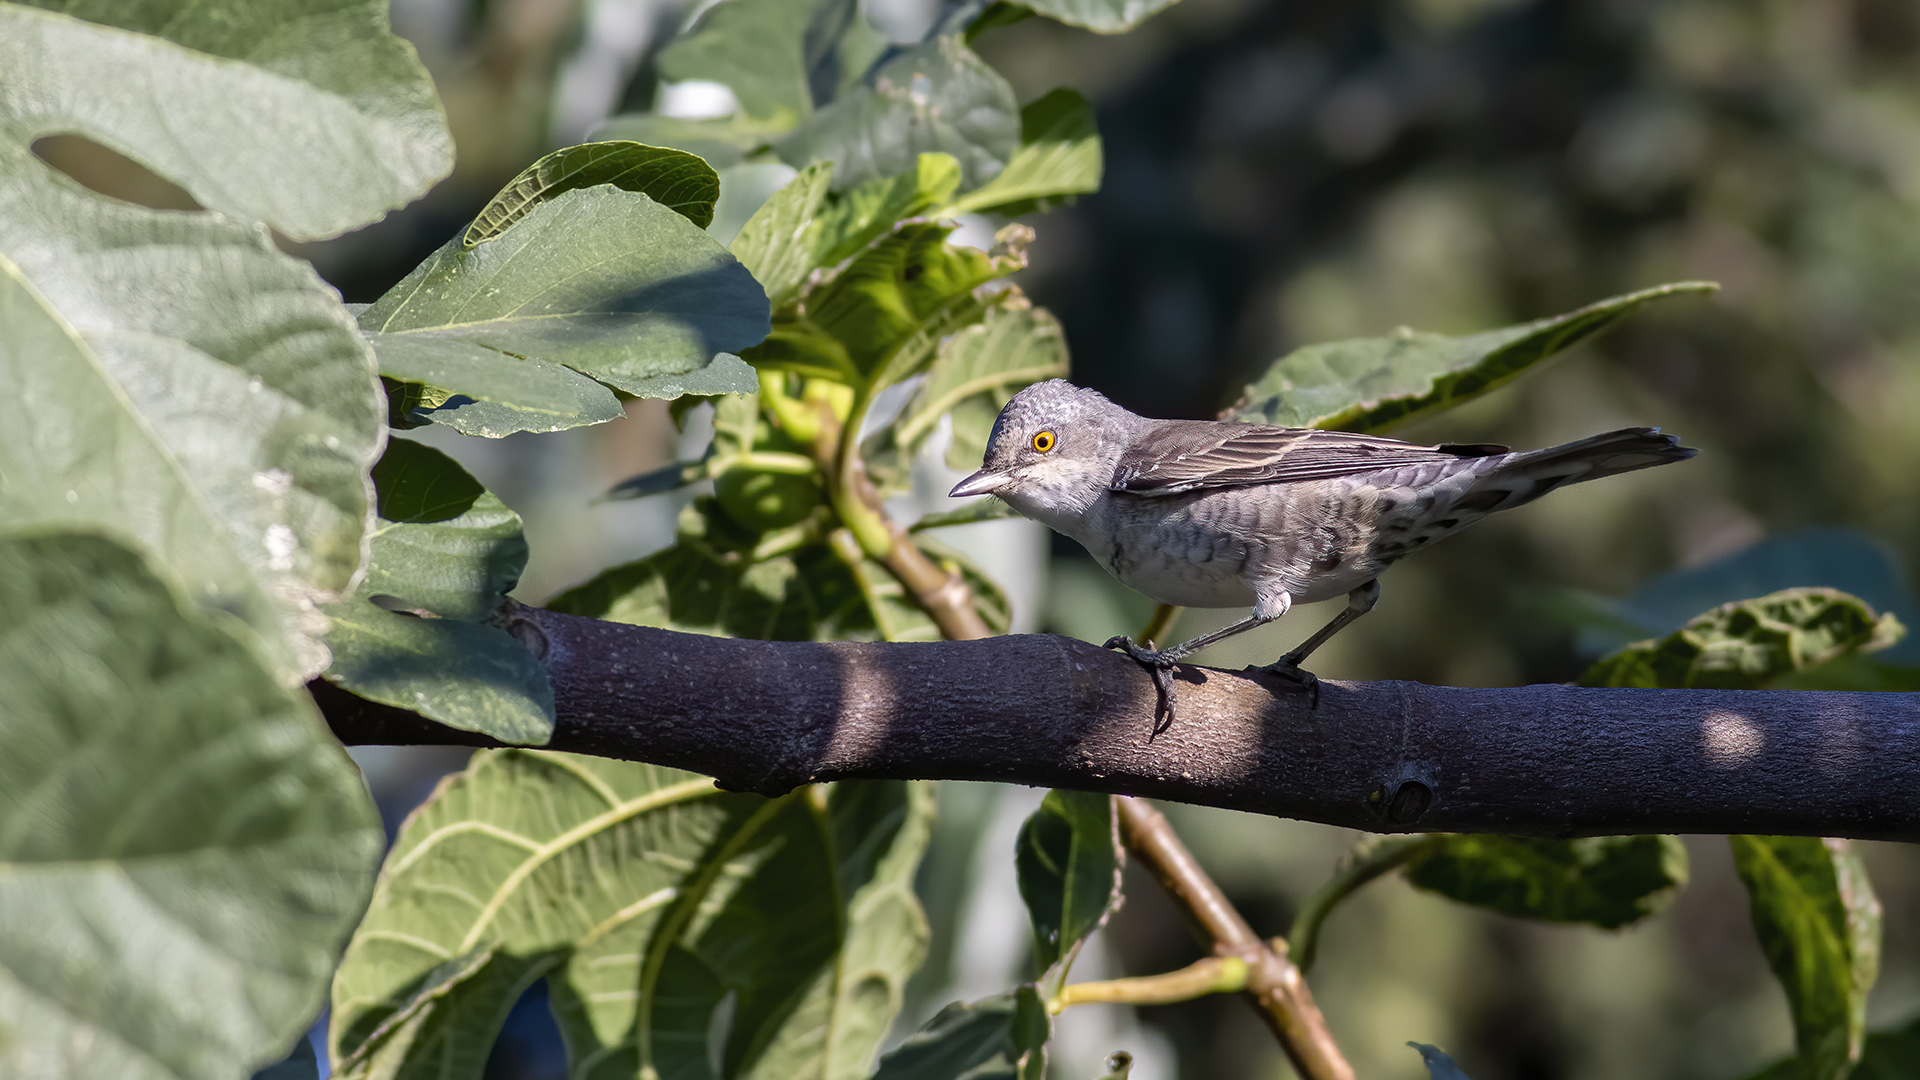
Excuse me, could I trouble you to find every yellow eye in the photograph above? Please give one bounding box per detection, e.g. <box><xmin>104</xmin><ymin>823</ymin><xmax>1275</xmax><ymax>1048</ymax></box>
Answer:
<box><xmin>1031</xmin><ymin>430</ymin><xmax>1056</xmax><ymax>453</ymax></box>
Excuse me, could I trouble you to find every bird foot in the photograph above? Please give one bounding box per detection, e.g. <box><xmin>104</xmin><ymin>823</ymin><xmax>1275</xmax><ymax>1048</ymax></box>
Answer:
<box><xmin>1103</xmin><ymin>635</ymin><xmax>1179</xmax><ymax>736</ymax></box>
<box><xmin>1261</xmin><ymin>656</ymin><xmax>1320</xmax><ymax>709</ymax></box>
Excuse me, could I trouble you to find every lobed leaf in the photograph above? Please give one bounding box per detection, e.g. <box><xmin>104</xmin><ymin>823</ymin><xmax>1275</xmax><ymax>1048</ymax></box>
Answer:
<box><xmin>776</xmin><ymin>37</ymin><xmax>1021</xmax><ymax>193</ymax></box>
<box><xmin>1402</xmin><ymin>835</ymin><xmax>1688</xmax><ymax>928</ymax></box>
<box><xmin>944</xmin><ymin>89</ymin><xmax>1103</xmax><ymax>216</ymax></box>
<box><xmin>329</xmin><ymin>753</ymin><xmax>931</xmax><ymax>1080</ymax></box>
<box><xmin>0</xmin><ymin>530</ymin><xmax>382</xmax><ymax>1080</ymax></box>
<box><xmin>1577</xmin><ymin>587</ymin><xmax>1905</xmax><ymax>690</ymax></box>
<box><xmin>0</xmin><ymin>145</ymin><xmax>384</xmax><ymax>681</ymax></box>
<box><xmin>358</xmin><ymin>185</ymin><xmax>770</xmax><ymax>398</ymax></box>
<box><xmin>1</xmin><ymin>1</ymin><xmax>451</xmax><ymax>240</ymax></box>
<box><xmin>1731</xmin><ymin>837</ymin><xmax>1882</xmax><ymax>1080</ymax></box>
<box><xmin>464</xmin><ymin>141</ymin><xmax>721</xmax><ymax>246</ymax></box>
<box><xmin>319</xmin><ymin>440</ymin><xmax>553</xmax><ymax>744</ymax></box>
<box><xmin>1224</xmin><ymin>282</ymin><xmax>1718</xmax><ymax>433</ymax></box>
<box><xmin>1015</xmin><ymin>791</ymin><xmax>1124</xmax><ymax>992</ymax></box>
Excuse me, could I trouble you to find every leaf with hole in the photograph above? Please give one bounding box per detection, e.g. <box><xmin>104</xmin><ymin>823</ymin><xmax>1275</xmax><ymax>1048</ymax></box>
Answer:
<box><xmin>0</xmin><ymin>530</ymin><xmax>381</xmax><ymax>1080</ymax></box>
<box><xmin>358</xmin><ymin>185</ymin><xmax>769</xmax><ymax>398</ymax></box>
<box><xmin>1</xmin><ymin>1</ymin><xmax>450</xmax><ymax>239</ymax></box>
<box><xmin>1731</xmin><ymin>836</ymin><xmax>1881</xmax><ymax>1080</ymax></box>
<box><xmin>1225</xmin><ymin>282</ymin><xmax>1718</xmax><ymax>433</ymax></box>
<box><xmin>1577</xmin><ymin>587</ymin><xmax>1904</xmax><ymax>690</ymax></box>
<box><xmin>1402</xmin><ymin>835</ymin><xmax>1688</xmax><ymax>928</ymax></box>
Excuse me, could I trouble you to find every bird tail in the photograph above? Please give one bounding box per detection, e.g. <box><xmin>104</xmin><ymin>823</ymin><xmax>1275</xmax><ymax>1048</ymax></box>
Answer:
<box><xmin>1454</xmin><ymin>428</ymin><xmax>1695</xmax><ymax>515</ymax></box>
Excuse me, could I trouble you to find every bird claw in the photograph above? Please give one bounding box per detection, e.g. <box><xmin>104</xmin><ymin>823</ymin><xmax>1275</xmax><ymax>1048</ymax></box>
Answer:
<box><xmin>1262</xmin><ymin>656</ymin><xmax>1320</xmax><ymax>709</ymax></box>
<box><xmin>1103</xmin><ymin>635</ymin><xmax>1179</xmax><ymax>736</ymax></box>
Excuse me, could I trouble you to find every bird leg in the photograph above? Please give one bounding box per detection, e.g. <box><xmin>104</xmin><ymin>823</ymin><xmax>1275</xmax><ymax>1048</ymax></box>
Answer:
<box><xmin>1105</xmin><ymin>610</ymin><xmax>1281</xmax><ymax>736</ymax></box>
<box><xmin>1262</xmin><ymin>580</ymin><xmax>1381</xmax><ymax>707</ymax></box>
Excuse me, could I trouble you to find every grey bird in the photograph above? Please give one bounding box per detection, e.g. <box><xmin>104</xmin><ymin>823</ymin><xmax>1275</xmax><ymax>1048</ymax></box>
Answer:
<box><xmin>949</xmin><ymin>379</ymin><xmax>1696</xmax><ymax>728</ymax></box>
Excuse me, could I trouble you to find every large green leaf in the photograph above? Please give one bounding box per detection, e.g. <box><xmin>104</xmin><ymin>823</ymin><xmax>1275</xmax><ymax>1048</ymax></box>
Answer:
<box><xmin>1577</xmin><ymin>587</ymin><xmax>1904</xmax><ymax>690</ymax></box>
<box><xmin>0</xmin><ymin>145</ymin><xmax>384</xmax><ymax>680</ymax></box>
<box><xmin>319</xmin><ymin>440</ymin><xmax>553</xmax><ymax>744</ymax></box>
<box><xmin>815</xmin><ymin>154</ymin><xmax>965</xmax><ymax>269</ymax></box>
<box><xmin>1402</xmin><ymin>835</ymin><xmax>1688</xmax><ymax>928</ymax></box>
<box><xmin>1</xmin><ymin>0</ymin><xmax>451</xmax><ymax>240</ymax></box>
<box><xmin>943</xmin><ymin>89</ymin><xmax>1102</xmax><ymax>216</ymax></box>
<box><xmin>776</xmin><ymin>37</ymin><xmax>1021</xmax><ymax>193</ymax></box>
<box><xmin>358</xmin><ymin>185</ymin><xmax>769</xmax><ymax>398</ymax></box>
<box><xmin>1014</xmin><ymin>791</ymin><xmax>1123</xmax><ymax>992</ymax></box>
<box><xmin>0</xmin><ymin>530</ymin><xmax>382</xmax><ymax>1080</ymax></box>
<box><xmin>329</xmin><ymin>753</ymin><xmax>931</xmax><ymax>1080</ymax></box>
<box><xmin>464</xmin><ymin>141</ymin><xmax>720</xmax><ymax>246</ymax></box>
<box><xmin>1224</xmin><ymin>281</ymin><xmax>1717</xmax><ymax>432</ymax></box>
<box><xmin>657</xmin><ymin>0</ymin><xmax>885</xmax><ymax>123</ymax></box>
<box><xmin>1731</xmin><ymin>836</ymin><xmax>1881</xmax><ymax>1080</ymax></box>
<box><xmin>870</xmin><ymin>986</ymin><xmax>1051</xmax><ymax>1080</ymax></box>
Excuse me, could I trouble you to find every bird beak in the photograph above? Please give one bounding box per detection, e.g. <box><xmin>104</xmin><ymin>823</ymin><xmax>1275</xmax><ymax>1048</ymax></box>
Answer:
<box><xmin>948</xmin><ymin>469</ymin><xmax>1011</xmax><ymax>498</ymax></box>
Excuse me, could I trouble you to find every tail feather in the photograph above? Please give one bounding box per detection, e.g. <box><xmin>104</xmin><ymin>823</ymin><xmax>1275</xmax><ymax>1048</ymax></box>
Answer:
<box><xmin>1450</xmin><ymin>428</ymin><xmax>1694</xmax><ymax>516</ymax></box>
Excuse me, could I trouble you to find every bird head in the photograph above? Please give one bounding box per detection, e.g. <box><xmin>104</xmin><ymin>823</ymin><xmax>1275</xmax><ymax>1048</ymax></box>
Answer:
<box><xmin>948</xmin><ymin>380</ymin><xmax>1144</xmax><ymax>525</ymax></box>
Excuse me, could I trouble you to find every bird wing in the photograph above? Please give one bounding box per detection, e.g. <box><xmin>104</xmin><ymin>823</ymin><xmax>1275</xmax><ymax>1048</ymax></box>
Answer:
<box><xmin>1110</xmin><ymin>421</ymin><xmax>1509</xmax><ymax>495</ymax></box>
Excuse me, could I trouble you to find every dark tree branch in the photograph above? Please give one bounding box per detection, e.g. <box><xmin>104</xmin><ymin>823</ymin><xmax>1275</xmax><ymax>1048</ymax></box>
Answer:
<box><xmin>317</xmin><ymin>603</ymin><xmax>1920</xmax><ymax>841</ymax></box>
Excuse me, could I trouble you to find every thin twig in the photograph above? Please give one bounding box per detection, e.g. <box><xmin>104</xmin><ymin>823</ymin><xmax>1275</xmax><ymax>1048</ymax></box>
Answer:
<box><xmin>1116</xmin><ymin>797</ymin><xmax>1354</xmax><ymax>1080</ymax></box>
<box><xmin>1052</xmin><ymin>956</ymin><xmax>1247</xmax><ymax>1012</ymax></box>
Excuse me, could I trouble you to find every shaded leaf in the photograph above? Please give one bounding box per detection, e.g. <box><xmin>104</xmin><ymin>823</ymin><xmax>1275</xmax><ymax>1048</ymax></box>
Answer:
<box><xmin>658</xmin><ymin>0</ymin><xmax>884</xmax><ymax>123</ymax></box>
<box><xmin>944</xmin><ymin>89</ymin><xmax>1102</xmax><ymax>215</ymax></box>
<box><xmin>0</xmin><ymin>530</ymin><xmax>381</xmax><ymax>1080</ymax></box>
<box><xmin>1224</xmin><ymin>282</ymin><xmax>1717</xmax><ymax>433</ymax></box>
<box><xmin>871</xmin><ymin>986</ymin><xmax>1051</xmax><ymax>1080</ymax></box>
<box><xmin>329</xmin><ymin>754</ymin><xmax>931</xmax><ymax>1080</ymax></box>
<box><xmin>358</xmin><ymin>186</ymin><xmax>770</xmax><ymax>397</ymax></box>
<box><xmin>1731</xmin><ymin>836</ymin><xmax>1882</xmax><ymax>1080</ymax></box>
<box><xmin>319</xmin><ymin>440</ymin><xmax>553</xmax><ymax>743</ymax></box>
<box><xmin>1</xmin><ymin>1</ymin><xmax>451</xmax><ymax>240</ymax></box>
<box><xmin>1577</xmin><ymin>587</ymin><xmax>1904</xmax><ymax>690</ymax></box>
<box><xmin>776</xmin><ymin>37</ymin><xmax>1021</xmax><ymax>193</ymax></box>
<box><xmin>466</xmin><ymin>142</ymin><xmax>718</xmax><ymax>246</ymax></box>
<box><xmin>1</xmin><ymin>142</ymin><xmax>384</xmax><ymax>681</ymax></box>
<box><xmin>1404</xmin><ymin>835</ymin><xmax>1687</xmax><ymax>928</ymax></box>
<box><xmin>845</xmin><ymin>534</ymin><xmax>1013</xmax><ymax>642</ymax></box>
<box><xmin>373</xmin><ymin>335</ymin><xmax>625</xmax><ymax>436</ymax></box>
<box><xmin>1015</xmin><ymin>791</ymin><xmax>1123</xmax><ymax>991</ymax></box>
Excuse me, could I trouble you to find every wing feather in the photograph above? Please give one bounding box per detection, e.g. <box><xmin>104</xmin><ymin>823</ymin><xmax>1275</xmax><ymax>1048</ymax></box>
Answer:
<box><xmin>1110</xmin><ymin>421</ymin><xmax>1509</xmax><ymax>495</ymax></box>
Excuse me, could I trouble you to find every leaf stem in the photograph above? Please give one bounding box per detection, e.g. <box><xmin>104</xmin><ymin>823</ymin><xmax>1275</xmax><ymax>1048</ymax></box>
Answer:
<box><xmin>1287</xmin><ymin>835</ymin><xmax>1439</xmax><ymax>975</ymax></box>
<box><xmin>1137</xmin><ymin>604</ymin><xmax>1182</xmax><ymax>648</ymax></box>
<box><xmin>1051</xmin><ymin>956</ymin><xmax>1247</xmax><ymax>1013</ymax></box>
<box><xmin>1116</xmin><ymin>797</ymin><xmax>1354</xmax><ymax>1080</ymax></box>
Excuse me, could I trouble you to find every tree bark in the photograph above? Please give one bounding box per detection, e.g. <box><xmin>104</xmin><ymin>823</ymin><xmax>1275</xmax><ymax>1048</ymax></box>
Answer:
<box><xmin>315</xmin><ymin>602</ymin><xmax>1920</xmax><ymax>841</ymax></box>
